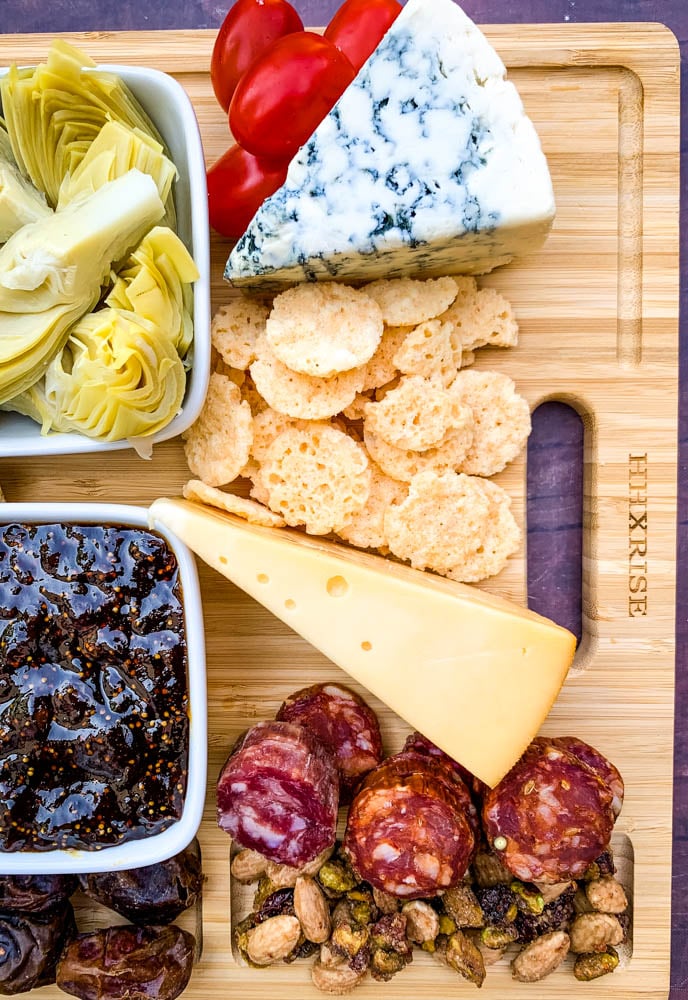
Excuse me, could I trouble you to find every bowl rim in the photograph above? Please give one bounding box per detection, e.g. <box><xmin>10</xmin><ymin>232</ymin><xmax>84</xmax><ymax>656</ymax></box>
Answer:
<box><xmin>0</xmin><ymin>63</ymin><xmax>211</xmax><ymax>458</ymax></box>
<box><xmin>0</xmin><ymin>501</ymin><xmax>207</xmax><ymax>874</ymax></box>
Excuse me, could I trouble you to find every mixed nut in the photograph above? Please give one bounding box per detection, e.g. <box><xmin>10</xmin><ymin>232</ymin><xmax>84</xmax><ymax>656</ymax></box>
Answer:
<box><xmin>231</xmin><ymin>841</ymin><xmax>631</xmax><ymax>991</ymax></box>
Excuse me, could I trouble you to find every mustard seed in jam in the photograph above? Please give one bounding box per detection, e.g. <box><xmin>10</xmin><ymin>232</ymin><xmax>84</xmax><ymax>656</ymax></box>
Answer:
<box><xmin>0</xmin><ymin>523</ymin><xmax>189</xmax><ymax>852</ymax></box>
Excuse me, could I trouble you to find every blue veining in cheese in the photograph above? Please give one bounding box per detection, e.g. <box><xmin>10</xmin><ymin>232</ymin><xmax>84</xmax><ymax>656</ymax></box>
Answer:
<box><xmin>225</xmin><ymin>0</ymin><xmax>556</xmax><ymax>288</ymax></box>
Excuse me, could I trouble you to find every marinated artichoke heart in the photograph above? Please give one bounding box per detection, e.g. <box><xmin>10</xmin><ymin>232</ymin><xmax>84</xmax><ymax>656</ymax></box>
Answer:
<box><xmin>10</xmin><ymin>223</ymin><xmax>198</xmax><ymax>441</ymax></box>
<box><xmin>0</xmin><ymin>121</ymin><xmax>51</xmax><ymax>243</ymax></box>
<box><xmin>0</xmin><ymin>118</ymin><xmax>13</xmax><ymax>162</ymax></box>
<box><xmin>57</xmin><ymin>120</ymin><xmax>177</xmax><ymax>229</ymax></box>
<box><xmin>0</xmin><ymin>169</ymin><xmax>164</xmax><ymax>406</ymax></box>
<box><xmin>22</xmin><ymin>306</ymin><xmax>187</xmax><ymax>441</ymax></box>
<box><xmin>106</xmin><ymin>226</ymin><xmax>198</xmax><ymax>361</ymax></box>
<box><xmin>1</xmin><ymin>39</ymin><xmax>166</xmax><ymax>206</ymax></box>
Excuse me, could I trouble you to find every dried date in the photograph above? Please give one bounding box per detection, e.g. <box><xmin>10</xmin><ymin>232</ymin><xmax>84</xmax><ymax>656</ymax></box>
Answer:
<box><xmin>56</xmin><ymin>925</ymin><xmax>195</xmax><ymax>1000</ymax></box>
<box><xmin>0</xmin><ymin>903</ymin><xmax>76</xmax><ymax>994</ymax></box>
<box><xmin>79</xmin><ymin>841</ymin><xmax>202</xmax><ymax>925</ymax></box>
<box><xmin>0</xmin><ymin>875</ymin><xmax>77</xmax><ymax>915</ymax></box>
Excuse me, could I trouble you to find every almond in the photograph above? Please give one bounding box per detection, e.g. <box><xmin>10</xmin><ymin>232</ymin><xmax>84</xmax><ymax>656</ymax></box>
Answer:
<box><xmin>231</xmin><ymin>848</ymin><xmax>268</xmax><ymax>883</ymax></box>
<box><xmin>245</xmin><ymin>915</ymin><xmax>301</xmax><ymax>966</ymax></box>
<box><xmin>294</xmin><ymin>876</ymin><xmax>331</xmax><ymax>944</ymax></box>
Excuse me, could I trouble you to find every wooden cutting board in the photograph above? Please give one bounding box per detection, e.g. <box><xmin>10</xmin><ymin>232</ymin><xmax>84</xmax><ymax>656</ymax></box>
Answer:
<box><xmin>0</xmin><ymin>22</ymin><xmax>680</xmax><ymax>999</ymax></box>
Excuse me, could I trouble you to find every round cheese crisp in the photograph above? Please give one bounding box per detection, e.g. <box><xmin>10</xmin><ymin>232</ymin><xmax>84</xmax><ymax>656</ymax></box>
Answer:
<box><xmin>250</xmin><ymin>407</ymin><xmax>310</xmax><ymax>464</ymax></box>
<box><xmin>384</xmin><ymin>471</ymin><xmax>493</xmax><ymax>576</ymax></box>
<box><xmin>183</xmin><ymin>373</ymin><xmax>253</xmax><ymax>487</ymax></box>
<box><xmin>364</xmin><ymin>375</ymin><xmax>462</xmax><ymax>452</ymax></box>
<box><xmin>250</xmin><ymin>336</ymin><xmax>364</xmax><ymax>420</ymax></box>
<box><xmin>364</xmin><ymin>276</ymin><xmax>458</xmax><ymax>327</ymax></box>
<box><xmin>211</xmin><ymin>297</ymin><xmax>269</xmax><ymax>371</ymax></box>
<box><xmin>337</xmin><ymin>462</ymin><xmax>408</xmax><ymax>551</ymax></box>
<box><xmin>448</xmin><ymin>477</ymin><xmax>521</xmax><ymax>583</ymax></box>
<box><xmin>262</xmin><ymin>425</ymin><xmax>371</xmax><ymax>535</ymax></box>
<box><xmin>361</xmin><ymin>325</ymin><xmax>411</xmax><ymax>392</ymax></box>
<box><xmin>266</xmin><ymin>283</ymin><xmax>383</xmax><ymax>377</ymax></box>
<box><xmin>392</xmin><ymin>319</ymin><xmax>458</xmax><ymax>386</ymax></box>
<box><xmin>182</xmin><ymin>480</ymin><xmax>286</xmax><ymax>528</ymax></box>
<box><xmin>451</xmin><ymin>370</ymin><xmax>531</xmax><ymax>476</ymax></box>
<box><xmin>440</xmin><ymin>284</ymin><xmax>519</xmax><ymax>354</ymax></box>
<box><xmin>363</xmin><ymin>409</ymin><xmax>474</xmax><ymax>483</ymax></box>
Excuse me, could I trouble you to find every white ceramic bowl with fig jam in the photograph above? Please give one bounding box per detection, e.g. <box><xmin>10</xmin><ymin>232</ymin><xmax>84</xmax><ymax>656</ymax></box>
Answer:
<box><xmin>0</xmin><ymin>502</ymin><xmax>207</xmax><ymax>874</ymax></box>
<box><xmin>0</xmin><ymin>65</ymin><xmax>210</xmax><ymax>458</ymax></box>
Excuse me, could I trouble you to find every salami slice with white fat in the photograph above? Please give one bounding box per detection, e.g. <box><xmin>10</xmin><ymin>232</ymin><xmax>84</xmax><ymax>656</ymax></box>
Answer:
<box><xmin>550</xmin><ymin>736</ymin><xmax>624</xmax><ymax>817</ymax></box>
<box><xmin>217</xmin><ymin>721</ymin><xmax>339</xmax><ymax>866</ymax></box>
<box><xmin>343</xmin><ymin>751</ymin><xmax>476</xmax><ymax>899</ymax></box>
<box><xmin>481</xmin><ymin>737</ymin><xmax>616</xmax><ymax>884</ymax></box>
<box><xmin>403</xmin><ymin>732</ymin><xmax>486</xmax><ymax>807</ymax></box>
<box><xmin>277</xmin><ymin>683</ymin><xmax>383</xmax><ymax>802</ymax></box>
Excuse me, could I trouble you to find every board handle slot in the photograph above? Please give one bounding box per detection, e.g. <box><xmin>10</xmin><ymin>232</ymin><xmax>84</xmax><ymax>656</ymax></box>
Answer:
<box><xmin>527</xmin><ymin>401</ymin><xmax>584</xmax><ymax>647</ymax></box>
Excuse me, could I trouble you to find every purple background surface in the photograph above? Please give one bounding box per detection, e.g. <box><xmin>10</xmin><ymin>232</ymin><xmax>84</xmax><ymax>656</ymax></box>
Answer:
<box><xmin>0</xmin><ymin>0</ymin><xmax>684</xmax><ymax>992</ymax></box>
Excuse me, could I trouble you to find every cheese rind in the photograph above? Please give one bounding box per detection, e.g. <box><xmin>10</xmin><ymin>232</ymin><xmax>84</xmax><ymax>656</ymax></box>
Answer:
<box><xmin>225</xmin><ymin>0</ymin><xmax>555</xmax><ymax>289</ymax></box>
<box><xmin>150</xmin><ymin>498</ymin><xmax>575</xmax><ymax>787</ymax></box>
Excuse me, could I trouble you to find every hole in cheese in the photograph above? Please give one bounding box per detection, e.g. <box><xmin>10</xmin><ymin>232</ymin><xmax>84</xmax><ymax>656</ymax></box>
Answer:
<box><xmin>326</xmin><ymin>575</ymin><xmax>349</xmax><ymax>598</ymax></box>
<box><xmin>285</xmin><ymin>599</ymin><xmax>296</xmax><ymax>609</ymax></box>
<box><xmin>257</xmin><ymin>573</ymin><xmax>269</xmax><ymax>584</ymax></box>
<box><xmin>361</xmin><ymin>641</ymin><xmax>372</xmax><ymax>652</ymax></box>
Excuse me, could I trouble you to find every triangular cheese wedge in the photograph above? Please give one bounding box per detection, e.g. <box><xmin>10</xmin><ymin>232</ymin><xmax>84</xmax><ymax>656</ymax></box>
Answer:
<box><xmin>150</xmin><ymin>498</ymin><xmax>575</xmax><ymax>787</ymax></box>
<box><xmin>225</xmin><ymin>0</ymin><xmax>555</xmax><ymax>289</ymax></box>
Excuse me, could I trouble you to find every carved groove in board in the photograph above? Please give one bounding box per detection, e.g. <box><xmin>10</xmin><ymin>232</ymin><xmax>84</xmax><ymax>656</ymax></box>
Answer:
<box><xmin>616</xmin><ymin>68</ymin><xmax>644</xmax><ymax>368</ymax></box>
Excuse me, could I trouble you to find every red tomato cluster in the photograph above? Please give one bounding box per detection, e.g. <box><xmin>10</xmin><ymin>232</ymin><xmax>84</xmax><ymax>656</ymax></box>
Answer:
<box><xmin>208</xmin><ymin>0</ymin><xmax>402</xmax><ymax>240</ymax></box>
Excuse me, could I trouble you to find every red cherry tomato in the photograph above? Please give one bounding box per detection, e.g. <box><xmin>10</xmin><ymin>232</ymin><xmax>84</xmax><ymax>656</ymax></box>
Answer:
<box><xmin>207</xmin><ymin>144</ymin><xmax>289</xmax><ymax>239</ymax></box>
<box><xmin>229</xmin><ymin>32</ymin><xmax>356</xmax><ymax>161</ymax></box>
<box><xmin>211</xmin><ymin>0</ymin><xmax>304</xmax><ymax>113</ymax></box>
<box><xmin>324</xmin><ymin>0</ymin><xmax>402</xmax><ymax>72</ymax></box>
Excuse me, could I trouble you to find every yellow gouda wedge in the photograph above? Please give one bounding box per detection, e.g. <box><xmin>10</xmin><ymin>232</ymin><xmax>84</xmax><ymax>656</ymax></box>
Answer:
<box><xmin>150</xmin><ymin>497</ymin><xmax>576</xmax><ymax>787</ymax></box>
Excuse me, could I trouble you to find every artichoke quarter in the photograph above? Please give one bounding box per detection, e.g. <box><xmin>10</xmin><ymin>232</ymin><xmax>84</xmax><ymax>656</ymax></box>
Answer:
<box><xmin>107</xmin><ymin>226</ymin><xmax>199</xmax><ymax>361</ymax></box>
<box><xmin>21</xmin><ymin>307</ymin><xmax>187</xmax><ymax>442</ymax></box>
<box><xmin>1</xmin><ymin>39</ymin><xmax>166</xmax><ymax>206</ymax></box>
<box><xmin>0</xmin><ymin>169</ymin><xmax>165</xmax><ymax>405</ymax></box>
<box><xmin>0</xmin><ymin>118</ymin><xmax>52</xmax><ymax>243</ymax></box>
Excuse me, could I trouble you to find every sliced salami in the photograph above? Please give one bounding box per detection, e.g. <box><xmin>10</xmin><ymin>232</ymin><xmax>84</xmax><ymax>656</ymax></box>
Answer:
<box><xmin>343</xmin><ymin>752</ymin><xmax>476</xmax><ymax>899</ymax></box>
<box><xmin>551</xmin><ymin>736</ymin><xmax>624</xmax><ymax>817</ymax></box>
<box><xmin>481</xmin><ymin>737</ymin><xmax>615</xmax><ymax>884</ymax></box>
<box><xmin>403</xmin><ymin>731</ymin><xmax>487</xmax><ymax>805</ymax></box>
<box><xmin>397</xmin><ymin>739</ymin><xmax>481</xmax><ymax>840</ymax></box>
<box><xmin>217</xmin><ymin>721</ymin><xmax>339</xmax><ymax>866</ymax></box>
<box><xmin>277</xmin><ymin>683</ymin><xmax>383</xmax><ymax>802</ymax></box>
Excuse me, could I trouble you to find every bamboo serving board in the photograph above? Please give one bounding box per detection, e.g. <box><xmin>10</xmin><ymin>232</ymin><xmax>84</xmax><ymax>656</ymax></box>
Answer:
<box><xmin>0</xmin><ymin>21</ymin><xmax>680</xmax><ymax>999</ymax></box>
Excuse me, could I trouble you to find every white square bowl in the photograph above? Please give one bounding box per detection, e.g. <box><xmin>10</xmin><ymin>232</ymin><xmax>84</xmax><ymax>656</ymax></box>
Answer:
<box><xmin>0</xmin><ymin>502</ymin><xmax>207</xmax><ymax>874</ymax></box>
<box><xmin>0</xmin><ymin>64</ymin><xmax>211</xmax><ymax>458</ymax></box>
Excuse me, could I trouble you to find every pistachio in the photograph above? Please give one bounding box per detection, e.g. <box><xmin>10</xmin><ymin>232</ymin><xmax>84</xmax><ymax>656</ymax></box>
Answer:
<box><xmin>511</xmin><ymin>880</ymin><xmax>545</xmax><ymax>915</ymax></box>
<box><xmin>443</xmin><ymin>884</ymin><xmax>484</xmax><ymax>928</ymax></box>
<box><xmin>574</xmin><ymin>947</ymin><xmax>620</xmax><ymax>981</ymax></box>
<box><xmin>444</xmin><ymin>930</ymin><xmax>486</xmax><ymax>987</ymax></box>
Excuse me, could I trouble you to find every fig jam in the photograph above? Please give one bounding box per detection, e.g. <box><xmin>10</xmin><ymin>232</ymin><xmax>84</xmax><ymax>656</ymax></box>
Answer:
<box><xmin>0</xmin><ymin>523</ymin><xmax>189</xmax><ymax>851</ymax></box>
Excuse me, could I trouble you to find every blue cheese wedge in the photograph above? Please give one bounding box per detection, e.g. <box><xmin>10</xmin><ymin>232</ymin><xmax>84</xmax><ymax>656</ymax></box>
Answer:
<box><xmin>225</xmin><ymin>0</ymin><xmax>555</xmax><ymax>289</ymax></box>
